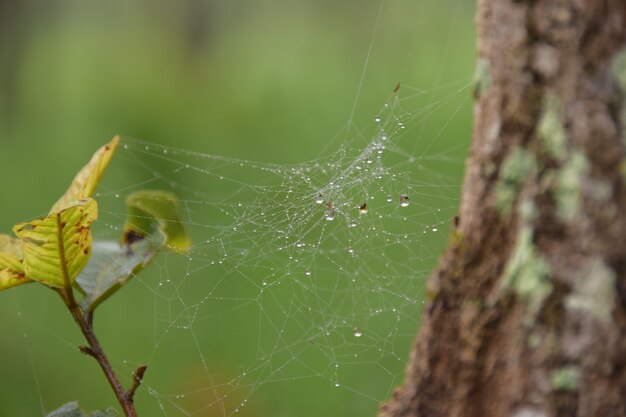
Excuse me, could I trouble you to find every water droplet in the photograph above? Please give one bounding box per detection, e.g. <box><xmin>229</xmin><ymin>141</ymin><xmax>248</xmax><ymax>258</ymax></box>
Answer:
<box><xmin>305</xmin><ymin>271</ymin><xmax>311</xmax><ymax>276</ymax></box>
<box><xmin>400</xmin><ymin>194</ymin><xmax>410</xmax><ymax>207</ymax></box>
<box><xmin>432</xmin><ymin>226</ymin><xmax>438</xmax><ymax>232</ymax></box>
<box><xmin>374</xmin><ymin>115</ymin><xmax>381</xmax><ymax>123</ymax></box>
<box><xmin>325</xmin><ymin>203</ymin><xmax>335</xmax><ymax>221</ymax></box>
<box><xmin>386</xmin><ymin>195</ymin><xmax>393</xmax><ymax>203</ymax></box>
<box><xmin>123</xmin><ymin>144</ymin><xmax>129</xmax><ymax>150</ymax></box>
<box><xmin>115</xmin><ymin>193</ymin><xmax>120</xmax><ymax>198</ymax></box>
<box><xmin>163</xmin><ymin>149</ymin><xmax>169</xmax><ymax>154</ymax></box>
<box><xmin>334</xmin><ymin>383</ymin><xmax>340</xmax><ymax>387</ymax></box>
<box><xmin>398</xmin><ymin>122</ymin><xmax>405</xmax><ymax>129</ymax></box>
<box><xmin>262</xmin><ymin>280</ymin><xmax>267</xmax><ymax>286</ymax></box>
<box><xmin>353</xmin><ymin>327</ymin><xmax>363</xmax><ymax>337</ymax></box>
<box><xmin>359</xmin><ymin>202</ymin><xmax>368</xmax><ymax>215</ymax></box>
<box><xmin>315</xmin><ymin>194</ymin><xmax>324</xmax><ymax>204</ymax></box>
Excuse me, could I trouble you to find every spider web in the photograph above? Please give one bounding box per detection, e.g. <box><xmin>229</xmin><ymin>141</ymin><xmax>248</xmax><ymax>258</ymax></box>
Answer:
<box><xmin>94</xmin><ymin>83</ymin><xmax>470</xmax><ymax>416</ymax></box>
<box><xmin>0</xmin><ymin>1</ymin><xmax>474</xmax><ymax>416</ymax></box>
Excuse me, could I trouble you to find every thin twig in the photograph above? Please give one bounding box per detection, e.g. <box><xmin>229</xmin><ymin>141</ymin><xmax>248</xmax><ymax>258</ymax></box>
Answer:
<box><xmin>126</xmin><ymin>365</ymin><xmax>148</xmax><ymax>402</ymax></box>
<box><xmin>79</xmin><ymin>345</ymin><xmax>96</xmax><ymax>358</ymax></box>
<box><xmin>63</xmin><ymin>299</ymin><xmax>139</xmax><ymax>417</ymax></box>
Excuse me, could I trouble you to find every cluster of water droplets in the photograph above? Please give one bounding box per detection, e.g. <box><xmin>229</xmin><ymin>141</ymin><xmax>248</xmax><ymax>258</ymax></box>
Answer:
<box><xmin>316</xmin><ymin>191</ymin><xmax>409</xmax><ymax>222</ymax></box>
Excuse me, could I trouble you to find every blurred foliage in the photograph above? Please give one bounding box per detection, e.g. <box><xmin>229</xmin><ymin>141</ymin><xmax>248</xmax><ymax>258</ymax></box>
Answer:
<box><xmin>0</xmin><ymin>0</ymin><xmax>475</xmax><ymax>416</ymax></box>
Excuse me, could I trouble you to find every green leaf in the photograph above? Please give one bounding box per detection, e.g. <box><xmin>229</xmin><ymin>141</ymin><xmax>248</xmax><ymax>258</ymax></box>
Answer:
<box><xmin>46</xmin><ymin>401</ymin><xmax>118</xmax><ymax>417</ymax></box>
<box><xmin>0</xmin><ymin>234</ymin><xmax>29</xmax><ymax>290</ymax></box>
<box><xmin>75</xmin><ymin>190</ymin><xmax>190</xmax><ymax>310</ymax></box>
<box><xmin>50</xmin><ymin>136</ymin><xmax>119</xmax><ymax>213</ymax></box>
<box><xmin>13</xmin><ymin>198</ymin><xmax>97</xmax><ymax>288</ymax></box>
<box><xmin>76</xmin><ymin>235</ymin><xmax>163</xmax><ymax>311</ymax></box>
<box><xmin>122</xmin><ymin>190</ymin><xmax>190</xmax><ymax>253</ymax></box>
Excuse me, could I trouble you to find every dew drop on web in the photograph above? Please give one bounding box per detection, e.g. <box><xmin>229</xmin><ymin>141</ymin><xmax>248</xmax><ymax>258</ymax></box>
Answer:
<box><xmin>325</xmin><ymin>203</ymin><xmax>335</xmax><ymax>221</ymax></box>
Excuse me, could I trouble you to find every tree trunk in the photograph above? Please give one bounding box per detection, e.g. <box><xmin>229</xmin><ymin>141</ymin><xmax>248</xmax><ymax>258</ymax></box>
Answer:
<box><xmin>379</xmin><ymin>1</ymin><xmax>626</xmax><ymax>416</ymax></box>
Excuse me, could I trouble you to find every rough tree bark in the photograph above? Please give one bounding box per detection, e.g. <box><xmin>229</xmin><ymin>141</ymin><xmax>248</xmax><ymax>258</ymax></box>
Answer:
<box><xmin>379</xmin><ymin>1</ymin><xmax>626</xmax><ymax>416</ymax></box>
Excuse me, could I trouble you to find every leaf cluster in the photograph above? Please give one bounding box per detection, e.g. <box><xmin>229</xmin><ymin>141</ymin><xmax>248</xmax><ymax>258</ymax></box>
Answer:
<box><xmin>0</xmin><ymin>136</ymin><xmax>190</xmax><ymax>310</ymax></box>
<box><xmin>0</xmin><ymin>136</ymin><xmax>191</xmax><ymax>415</ymax></box>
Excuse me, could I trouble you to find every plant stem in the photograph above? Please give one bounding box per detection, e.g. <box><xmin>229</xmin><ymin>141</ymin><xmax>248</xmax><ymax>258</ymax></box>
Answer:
<box><xmin>58</xmin><ymin>290</ymin><xmax>144</xmax><ymax>416</ymax></box>
<box><xmin>54</xmin><ymin>213</ymin><xmax>144</xmax><ymax>416</ymax></box>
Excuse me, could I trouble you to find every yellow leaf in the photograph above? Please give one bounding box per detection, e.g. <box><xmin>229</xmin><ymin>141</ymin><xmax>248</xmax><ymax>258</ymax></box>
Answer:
<box><xmin>13</xmin><ymin>198</ymin><xmax>98</xmax><ymax>288</ymax></box>
<box><xmin>49</xmin><ymin>136</ymin><xmax>120</xmax><ymax>213</ymax></box>
<box><xmin>0</xmin><ymin>234</ymin><xmax>29</xmax><ymax>290</ymax></box>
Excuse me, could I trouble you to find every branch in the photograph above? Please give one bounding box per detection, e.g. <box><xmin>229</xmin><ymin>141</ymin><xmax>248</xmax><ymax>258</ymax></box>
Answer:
<box><xmin>126</xmin><ymin>365</ymin><xmax>148</xmax><ymax>403</ymax></box>
<box><xmin>58</xmin><ymin>289</ymin><xmax>140</xmax><ymax>417</ymax></box>
<box><xmin>53</xmin><ymin>213</ymin><xmax>141</xmax><ymax>415</ymax></box>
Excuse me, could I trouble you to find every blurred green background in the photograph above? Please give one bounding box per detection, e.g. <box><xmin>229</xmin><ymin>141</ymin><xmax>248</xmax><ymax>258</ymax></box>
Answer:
<box><xmin>0</xmin><ymin>0</ymin><xmax>475</xmax><ymax>416</ymax></box>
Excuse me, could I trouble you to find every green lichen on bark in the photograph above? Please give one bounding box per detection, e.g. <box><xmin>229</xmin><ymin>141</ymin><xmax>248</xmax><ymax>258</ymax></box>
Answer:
<box><xmin>537</xmin><ymin>95</ymin><xmax>567</xmax><ymax>159</ymax></box>
<box><xmin>554</xmin><ymin>152</ymin><xmax>588</xmax><ymax>221</ymax></box>
<box><xmin>535</xmin><ymin>94</ymin><xmax>589</xmax><ymax>221</ymax></box>
<box><xmin>527</xmin><ymin>331</ymin><xmax>541</xmax><ymax>349</ymax></box>
<box><xmin>612</xmin><ymin>47</ymin><xmax>626</xmax><ymax>89</ymax></box>
<box><xmin>550</xmin><ymin>366</ymin><xmax>580</xmax><ymax>391</ymax></box>
<box><xmin>612</xmin><ymin>47</ymin><xmax>626</xmax><ymax>144</ymax></box>
<box><xmin>565</xmin><ymin>258</ymin><xmax>616</xmax><ymax>324</ymax></box>
<box><xmin>494</xmin><ymin>147</ymin><xmax>536</xmax><ymax>215</ymax></box>
<box><xmin>501</xmin><ymin>227</ymin><xmax>552</xmax><ymax>322</ymax></box>
<box><xmin>473</xmin><ymin>58</ymin><xmax>491</xmax><ymax>98</ymax></box>
<box><xmin>519</xmin><ymin>198</ymin><xmax>537</xmax><ymax>222</ymax></box>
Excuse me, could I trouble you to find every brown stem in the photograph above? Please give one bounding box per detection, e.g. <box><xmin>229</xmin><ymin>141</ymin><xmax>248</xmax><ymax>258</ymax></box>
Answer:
<box><xmin>54</xmin><ymin>213</ymin><xmax>145</xmax><ymax>415</ymax></box>
<box><xmin>126</xmin><ymin>365</ymin><xmax>148</xmax><ymax>401</ymax></box>
<box><xmin>57</xmin><ymin>285</ymin><xmax>145</xmax><ymax>415</ymax></box>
